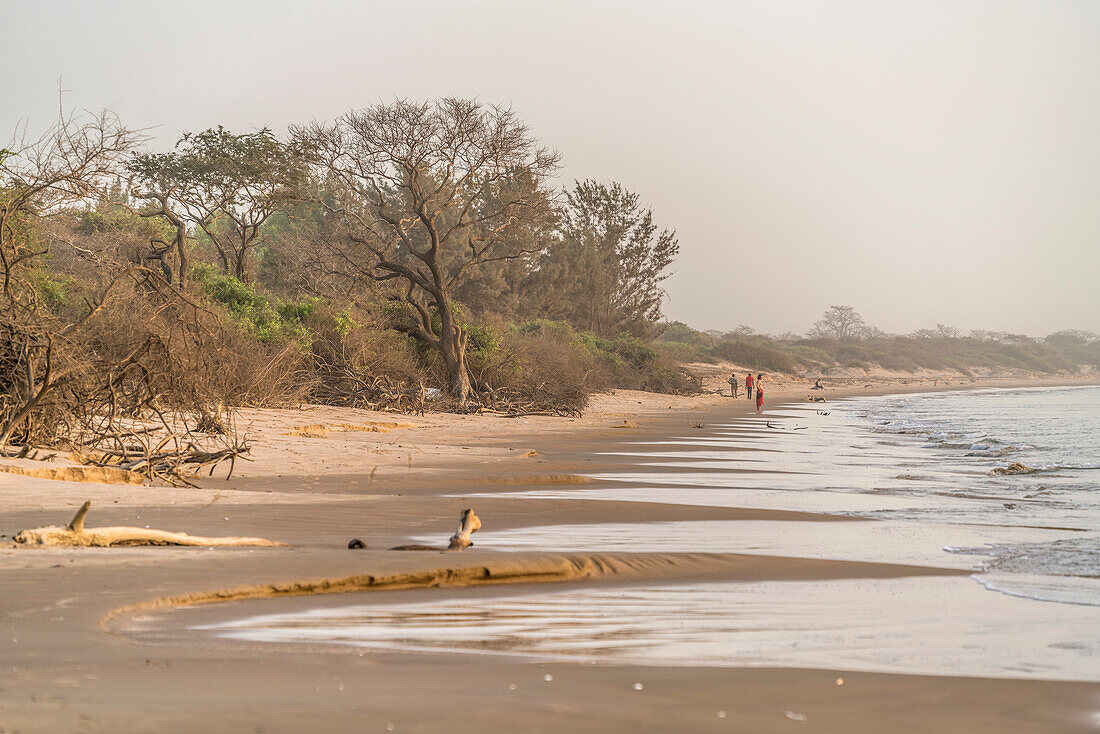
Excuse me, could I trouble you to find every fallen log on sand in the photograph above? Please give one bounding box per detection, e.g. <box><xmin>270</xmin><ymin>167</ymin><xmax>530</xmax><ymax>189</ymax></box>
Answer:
<box><xmin>14</xmin><ymin>501</ymin><xmax>285</xmax><ymax>547</ymax></box>
<box><xmin>448</xmin><ymin>508</ymin><xmax>481</xmax><ymax>550</ymax></box>
<box><xmin>388</xmin><ymin>508</ymin><xmax>482</xmax><ymax>552</ymax></box>
<box><xmin>766</xmin><ymin>421</ymin><xmax>808</xmax><ymax>431</ymax></box>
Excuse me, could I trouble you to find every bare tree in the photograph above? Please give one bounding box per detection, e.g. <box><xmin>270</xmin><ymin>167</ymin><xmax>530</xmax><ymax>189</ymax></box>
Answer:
<box><xmin>1</xmin><ymin>110</ymin><xmax>141</xmax><ymax>292</ymax></box>
<box><xmin>860</xmin><ymin>325</ymin><xmax>890</xmax><ymax>339</ymax></box>
<box><xmin>935</xmin><ymin>323</ymin><xmax>960</xmax><ymax>339</ymax></box>
<box><xmin>0</xmin><ymin>109</ymin><xmax>143</xmax><ymax>451</ymax></box>
<box><xmin>293</xmin><ymin>99</ymin><xmax>559</xmax><ymax>402</ymax></box>
<box><xmin>808</xmin><ymin>305</ymin><xmax>867</xmax><ymax>341</ymax></box>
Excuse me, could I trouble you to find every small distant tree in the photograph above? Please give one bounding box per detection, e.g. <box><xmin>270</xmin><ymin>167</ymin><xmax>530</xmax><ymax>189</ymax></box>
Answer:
<box><xmin>935</xmin><ymin>323</ymin><xmax>960</xmax><ymax>339</ymax></box>
<box><xmin>861</xmin><ymin>325</ymin><xmax>890</xmax><ymax>340</ymax></box>
<box><xmin>808</xmin><ymin>305</ymin><xmax>867</xmax><ymax>341</ymax></box>
<box><xmin>128</xmin><ymin>127</ymin><xmax>304</xmax><ymax>282</ymax></box>
<box><xmin>773</xmin><ymin>331</ymin><xmax>802</xmax><ymax>343</ymax></box>
<box><xmin>293</xmin><ymin>99</ymin><xmax>559</xmax><ymax>402</ymax></box>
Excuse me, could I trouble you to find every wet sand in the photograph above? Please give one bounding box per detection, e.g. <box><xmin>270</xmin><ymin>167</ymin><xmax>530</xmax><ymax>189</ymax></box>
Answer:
<box><xmin>2</xmin><ymin>376</ymin><xmax>1100</xmax><ymax>732</ymax></box>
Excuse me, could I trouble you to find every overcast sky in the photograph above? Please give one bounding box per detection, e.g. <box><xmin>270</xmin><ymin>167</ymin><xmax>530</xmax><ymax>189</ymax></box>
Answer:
<box><xmin>3</xmin><ymin>0</ymin><xmax>1097</xmax><ymax>336</ymax></box>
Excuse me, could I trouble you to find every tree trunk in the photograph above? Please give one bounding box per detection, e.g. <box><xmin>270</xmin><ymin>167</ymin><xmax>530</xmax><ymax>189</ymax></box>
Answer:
<box><xmin>176</xmin><ymin>231</ymin><xmax>188</xmax><ymax>287</ymax></box>
<box><xmin>438</xmin><ymin>303</ymin><xmax>470</xmax><ymax>403</ymax></box>
<box><xmin>233</xmin><ymin>251</ymin><xmax>248</xmax><ymax>282</ymax></box>
<box><xmin>214</xmin><ymin>247</ymin><xmax>231</xmax><ymax>275</ymax></box>
<box><xmin>165</xmin><ymin>206</ymin><xmax>188</xmax><ymax>287</ymax></box>
<box><xmin>441</xmin><ymin>327</ymin><xmax>470</xmax><ymax>403</ymax></box>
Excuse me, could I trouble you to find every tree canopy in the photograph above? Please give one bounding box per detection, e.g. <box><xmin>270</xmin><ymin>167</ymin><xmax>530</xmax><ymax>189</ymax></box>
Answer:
<box><xmin>530</xmin><ymin>180</ymin><xmax>678</xmax><ymax>338</ymax></box>
<box><xmin>292</xmin><ymin>98</ymin><xmax>559</xmax><ymax>401</ymax></box>
<box><xmin>128</xmin><ymin>126</ymin><xmax>304</xmax><ymax>281</ymax></box>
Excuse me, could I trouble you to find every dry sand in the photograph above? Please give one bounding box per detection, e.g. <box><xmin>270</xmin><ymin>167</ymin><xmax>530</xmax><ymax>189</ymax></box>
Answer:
<box><xmin>2</xmin><ymin>373</ymin><xmax>1099</xmax><ymax>733</ymax></box>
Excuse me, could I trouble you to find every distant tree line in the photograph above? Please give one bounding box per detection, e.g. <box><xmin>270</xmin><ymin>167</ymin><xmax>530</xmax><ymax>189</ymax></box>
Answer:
<box><xmin>659</xmin><ymin>306</ymin><xmax>1099</xmax><ymax>375</ymax></box>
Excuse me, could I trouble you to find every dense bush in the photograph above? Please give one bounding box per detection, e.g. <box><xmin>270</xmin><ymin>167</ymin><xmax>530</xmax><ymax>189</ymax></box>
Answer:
<box><xmin>301</xmin><ymin>304</ymin><xmax>425</xmax><ymax>408</ymax></box>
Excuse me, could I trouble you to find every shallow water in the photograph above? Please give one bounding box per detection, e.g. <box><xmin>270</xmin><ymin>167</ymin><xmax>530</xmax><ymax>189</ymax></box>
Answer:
<box><xmin>198</xmin><ymin>577</ymin><xmax>1100</xmax><ymax>680</ymax></box>
<box><xmin>846</xmin><ymin>386</ymin><xmax>1100</xmax><ymax>602</ymax></box>
<box><xmin>198</xmin><ymin>386</ymin><xmax>1100</xmax><ymax>676</ymax></box>
<box><xmin>464</xmin><ymin>519</ymin><xmax>1079</xmax><ymax>571</ymax></box>
<box><xmin>478</xmin><ymin>386</ymin><xmax>1100</xmax><ymax>604</ymax></box>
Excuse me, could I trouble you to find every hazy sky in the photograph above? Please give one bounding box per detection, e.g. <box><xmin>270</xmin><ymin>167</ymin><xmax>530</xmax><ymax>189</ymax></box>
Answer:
<box><xmin>3</xmin><ymin>0</ymin><xmax>1097</xmax><ymax>336</ymax></box>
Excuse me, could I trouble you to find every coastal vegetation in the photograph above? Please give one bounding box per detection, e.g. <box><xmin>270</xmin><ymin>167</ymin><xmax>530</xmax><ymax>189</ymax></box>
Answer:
<box><xmin>0</xmin><ymin>102</ymin><xmax>1094</xmax><ymax>463</ymax></box>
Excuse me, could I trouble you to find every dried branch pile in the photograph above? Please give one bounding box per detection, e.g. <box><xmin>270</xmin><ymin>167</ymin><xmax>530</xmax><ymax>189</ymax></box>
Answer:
<box><xmin>78</xmin><ymin>439</ymin><xmax>250</xmax><ymax>487</ymax></box>
<box><xmin>0</xmin><ymin>111</ymin><xmax>305</xmax><ymax>475</ymax></box>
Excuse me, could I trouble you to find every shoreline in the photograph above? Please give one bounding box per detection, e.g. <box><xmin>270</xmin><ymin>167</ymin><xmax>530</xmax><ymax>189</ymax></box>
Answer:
<box><xmin>2</xmin><ymin>375</ymin><xmax>1099</xmax><ymax>732</ymax></box>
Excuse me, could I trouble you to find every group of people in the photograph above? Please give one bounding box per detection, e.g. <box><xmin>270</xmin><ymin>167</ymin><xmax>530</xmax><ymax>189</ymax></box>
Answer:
<box><xmin>727</xmin><ymin>372</ymin><xmax>765</xmax><ymax>413</ymax></box>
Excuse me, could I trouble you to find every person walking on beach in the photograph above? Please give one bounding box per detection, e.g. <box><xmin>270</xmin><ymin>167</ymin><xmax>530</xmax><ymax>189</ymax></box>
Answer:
<box><xmin>755</xmin><ymin>373</ymin><xmax>765</xmax><ymax>414</ymax></box>
<box><xmin>728</xmin><ymin>372</ymin><xmax>738</xmax><ymax>398</ymax></box>
<box><xmin>746</xmin><ymin>373</ymin><xmax>754</xmax><ymax>400</ymax></box>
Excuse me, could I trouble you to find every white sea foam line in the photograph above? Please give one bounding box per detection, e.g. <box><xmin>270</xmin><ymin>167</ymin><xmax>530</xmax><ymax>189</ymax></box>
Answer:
<box><xmin>580</xmin><ymin>470</ymin><xmax>943</xmax><ymax>497</ymax></box>
<box><xmin>973</xmin><ymin>573</ymin><xmax>1100</xmax><ymax>608</ymax></box>
<box><xmin>197</xmin><ymin>576</ymin><xmax>1100</xmax><ymax>681</ymax></box>
<box><xmin>596</xmin><ymin>452</ymin><xmax>769</xmax><ymax>462</ymax></box>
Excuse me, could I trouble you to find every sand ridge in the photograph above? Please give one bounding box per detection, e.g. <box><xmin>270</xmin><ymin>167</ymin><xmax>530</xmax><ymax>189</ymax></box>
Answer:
<box><xmin>102</xmin><ymin>550</ymin><xmax>969</xmax><ymax>635</ymax></box>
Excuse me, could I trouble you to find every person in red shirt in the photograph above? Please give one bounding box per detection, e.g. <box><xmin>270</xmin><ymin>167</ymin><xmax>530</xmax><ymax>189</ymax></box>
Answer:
<box><xmin>746</xmin><ymin>373</ymin><xmax>754</xmax><ymax>400</ymax></box>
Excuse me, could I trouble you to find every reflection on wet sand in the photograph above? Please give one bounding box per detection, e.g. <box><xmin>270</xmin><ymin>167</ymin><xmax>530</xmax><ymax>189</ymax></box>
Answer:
<box><xmin>198</xmin><ymin>576</ymin><xmax>1099</xmax><ymax>681</ymax></box>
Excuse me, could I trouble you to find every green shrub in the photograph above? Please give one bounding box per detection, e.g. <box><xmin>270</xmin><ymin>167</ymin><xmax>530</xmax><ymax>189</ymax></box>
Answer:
<box><xmin>29</xmin><ymin>270</ymin><xmax>76</xmax><ymax>312</ymax></box>
<box><xmin>195</xmin><ymin>270</ymin><xmax>314</xmax><ymax>344</ymax></box>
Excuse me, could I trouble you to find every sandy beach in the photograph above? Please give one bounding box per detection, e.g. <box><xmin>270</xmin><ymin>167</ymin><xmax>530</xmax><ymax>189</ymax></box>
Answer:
<box><xmin>3</xmin><ymin>373</ymin><xmax>1099</xmax><ymax>733</ymax></box>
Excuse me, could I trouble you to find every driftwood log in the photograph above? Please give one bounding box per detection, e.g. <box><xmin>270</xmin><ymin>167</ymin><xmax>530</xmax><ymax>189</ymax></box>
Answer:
<box><xmin>14</xmin><ymin>501</ymin><xmax>284</xmax><ymax>547</ymax></box>
<box><xmin>448</xmin><ymin>508</ymin><xmax>481</xmax><ymax>550</ymax></box>
<box><xmin>766</xmin><ymin>421</ymin><xmax>808</xmax><ymax>431</ymax></box>
<box><xmin>388</xmin><ymin>508</ymin><xmax>482</xmax><ymax>552</ymax></box>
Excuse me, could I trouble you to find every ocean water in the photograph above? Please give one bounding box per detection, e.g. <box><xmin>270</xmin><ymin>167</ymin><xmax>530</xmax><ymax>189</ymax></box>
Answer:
<box><xmin>846</xmin><ymin>385</ymin><xmax>1100</xmax><ymax>604</ymax></box>
<box><xmin>194</xmin><ymin>385</ymin><xmax>1100</xmax><ymax>677</ymax></box>
<box><xmin>478</xmin><ymin>385</ymin><xmax>1100</xmax><ymax>606</ymax></box>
